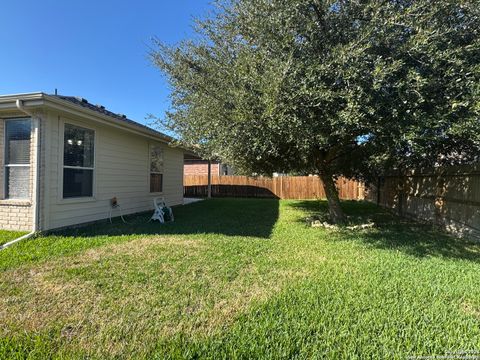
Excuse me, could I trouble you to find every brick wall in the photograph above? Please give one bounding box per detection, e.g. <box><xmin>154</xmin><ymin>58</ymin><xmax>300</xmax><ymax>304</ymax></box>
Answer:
<box><xmin>0</xmin><ymin>117</ymin><xmax>38</xmax><ymax>231</ymax></box>
<box><xmin>0</xmin><ymin>202</ymin><xmax>32</xmax><ymax>231</ymax></box>
<box><xmin>184</xmin><ymin>162</ymin><xmax>220</xmax><ymax>176</ymax></box>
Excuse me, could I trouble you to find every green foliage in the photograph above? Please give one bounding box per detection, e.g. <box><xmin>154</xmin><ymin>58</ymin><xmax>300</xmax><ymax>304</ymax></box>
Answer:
<box><xmin>0</xmin><ymin>230</ymin><xmax>27</xmax><ymax>246</ymax></box>
<box><xmin>152</xmin><ymin>0</ymin><xmax>480</xmax><ymax>179</ymax></box>
<box><xmin>1</xmin><ymin>199</ymin><xmax>480</xmax><ymax>358</ymax></box>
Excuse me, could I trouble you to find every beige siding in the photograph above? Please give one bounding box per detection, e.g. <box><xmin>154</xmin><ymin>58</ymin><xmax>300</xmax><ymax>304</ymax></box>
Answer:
<box><xmin>0</xmin><ymin>119</ymin><xmax>3</xmax><ymax>200</ymax></box>
<box><xmin>43</xmin><ymin>111</ymin><xmax>184</xmax><ymax>230</ymax></box>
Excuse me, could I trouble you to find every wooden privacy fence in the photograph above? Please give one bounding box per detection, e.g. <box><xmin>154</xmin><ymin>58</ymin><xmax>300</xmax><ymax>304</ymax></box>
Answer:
<box><xmin>184</xmin><ymin>175</ymin><xmax>365</xmax><ymax>200</ymax></box>
<box><xmin>366</xmin><ymin>164</ymin><xmax>480</xmax><ymax>240</ymax></box>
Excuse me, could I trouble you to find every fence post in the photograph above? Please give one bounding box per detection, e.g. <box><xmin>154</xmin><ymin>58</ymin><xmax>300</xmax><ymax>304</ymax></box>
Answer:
<box><xmin>207</xmin><ymin>160</ymin><xmax>212</xmax><ymax>198</ymax></box>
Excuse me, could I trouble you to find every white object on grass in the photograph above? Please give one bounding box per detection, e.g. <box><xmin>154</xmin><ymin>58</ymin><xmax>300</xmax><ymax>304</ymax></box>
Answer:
<box><xmin>151</xmin><ymin>197</ymin><xmax>174</xmax><ymax>223</ymax></box>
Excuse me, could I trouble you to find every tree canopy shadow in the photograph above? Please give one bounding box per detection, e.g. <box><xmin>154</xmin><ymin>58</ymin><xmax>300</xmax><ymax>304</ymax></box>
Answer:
<box><xmin>54</xmin><ymin>198</ymin><xmax>280</xmax><ymax>239</ymax></box>
<box><xmin>290</xmin><ymin>200</ymin><xmax>480</xmax><ymax>263</ymax></box>
<box><xmin>370</xmin><ymin>166</ymin><xmax>480</xmax><ymax>242</ymax></box>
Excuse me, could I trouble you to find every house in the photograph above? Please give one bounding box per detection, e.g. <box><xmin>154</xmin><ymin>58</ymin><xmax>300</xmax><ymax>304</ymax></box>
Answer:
<box><xmin>0</xmin><ymin>92</ymin><xmax>184</xmax><ymax>232</ymax></box>
<box><xmin>184</xmin><ymin>153</ymin><xmax>234</xmax><ymax>176</ymax></box>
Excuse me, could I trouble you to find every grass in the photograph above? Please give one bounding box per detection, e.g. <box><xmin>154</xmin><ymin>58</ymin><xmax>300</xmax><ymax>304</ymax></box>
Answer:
<box><xmin>0</xmin><ymin>230</ymin><xmax>27</xmax><ymax>246</ymax></box>
<box><xmin>1</xmin><ymin>198</ymin><xmax>480</xmax><ymax>359</ymax></box>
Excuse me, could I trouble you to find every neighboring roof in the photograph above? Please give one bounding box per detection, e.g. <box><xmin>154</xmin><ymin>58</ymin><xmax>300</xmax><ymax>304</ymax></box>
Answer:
<box><xmin>0</xmin><ymin>92</ymin><xmax>176</xmax><ymax>145</ymax></box>
<box><xmin>184</xmin><ymin>153</ymin><xmax>204</xmax><ymax>161</ymax></box>
<box><xmin>184</xmin><ymin>157</ymin><xmax>221</xmax><ymax>163</ymax></box>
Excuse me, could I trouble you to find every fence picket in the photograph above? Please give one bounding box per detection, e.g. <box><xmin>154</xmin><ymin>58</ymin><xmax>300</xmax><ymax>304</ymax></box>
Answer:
<box><xmin>184</xmin><ymin>175</ymin><xmax>363</xmax><ymax>200</ymax></box>
<box><xmin>366</xmin><ymin>164</ymin><xmax>480</xmax><ymax>239</ymax></box>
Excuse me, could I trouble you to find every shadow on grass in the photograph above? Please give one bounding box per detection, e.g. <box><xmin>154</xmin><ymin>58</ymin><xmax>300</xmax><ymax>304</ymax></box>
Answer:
<box><xmin>290</xmin><ymin>200</ymin><xmax>480</xmax><ymax>263</ymax></box>
<box><xmin>55</xmin><ymin>198</ymin><xmax>280</xmax><ymax>239</ymax></box>
<box><xmin>185</xmin><ymin>184</ymin><xmax>280</xmax><ymax>198</ymax></box>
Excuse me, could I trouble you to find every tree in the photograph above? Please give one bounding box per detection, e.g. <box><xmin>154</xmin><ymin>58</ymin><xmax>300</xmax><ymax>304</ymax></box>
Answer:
<box><xmin>151</xmin><ymin>0</ymin><xmax>480</xmax><ymax>223</ymax></box>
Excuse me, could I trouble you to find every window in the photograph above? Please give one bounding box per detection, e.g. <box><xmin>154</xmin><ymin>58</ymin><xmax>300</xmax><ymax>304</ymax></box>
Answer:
<box><xmin>63</xmin><ymin>123</ymin><xmax>94</xmax><ymax>198</ymax></box>
<box><xmin>4</xmin><ymin>119</ymin><xmax>31</xmax><ymax>199</ymax></box>
<box><xmin>150</xmin><ymin>146</ymin><xmax>163</xmax><ymax>193</ymax></box>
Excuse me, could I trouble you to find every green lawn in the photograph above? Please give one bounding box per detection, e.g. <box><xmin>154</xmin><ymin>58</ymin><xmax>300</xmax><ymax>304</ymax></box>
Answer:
<box><xmin>0</xmin><ymin>230</ymin><xmax>27</xmax><ymax>246</ymax></box>
<box><xmin>1</xmin><ymin>199</ymin><xmax>480</xmax><ymax>359</ymax></box>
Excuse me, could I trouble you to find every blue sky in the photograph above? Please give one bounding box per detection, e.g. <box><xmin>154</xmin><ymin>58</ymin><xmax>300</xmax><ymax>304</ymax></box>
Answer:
<box><xmin>0</xmin><ymin>0</ymin><xmax>212</xmax><ymax>130</ymax></box>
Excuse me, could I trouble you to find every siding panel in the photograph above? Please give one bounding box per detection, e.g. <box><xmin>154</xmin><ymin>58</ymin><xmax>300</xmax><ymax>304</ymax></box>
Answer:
<box><xmin>44</xmin><ymin>112</ymin><xmax>184</xmax><ymax>230</ymax></box>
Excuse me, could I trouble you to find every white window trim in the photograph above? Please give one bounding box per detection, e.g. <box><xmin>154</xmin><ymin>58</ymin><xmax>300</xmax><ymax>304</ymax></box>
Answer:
<box><xmin>3</xmin><ymin>118</ymin><xmax>31</xmax><ymax>200</ymax></box>
<box><xmin>57</xmin><ymin>119</ymin><xmax>97</xmax><ymax>203</ymax></box>
<box><xmin>149</xmin><ymin>144</ymin><xmax>164</xmax><ymax>194</ymax></box>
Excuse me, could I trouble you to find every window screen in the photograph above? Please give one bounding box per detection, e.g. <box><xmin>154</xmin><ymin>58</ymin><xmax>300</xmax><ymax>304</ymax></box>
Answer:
<box><xmin>5</xmin><ymin>119</ymin><xmax>31</xmax><ymax>199</ymax></box>
<box><xmin>150</xmin><ymin>146</ymin><xmax>163</xmax><ymax>193</ymax></box>
<box><xmin>150</xmin><ymin>173</ymin><xmax>163</xmax><ymax>193</ymax></box>
<box><xmin>6</xmin><ymin>166</ymin><xmax>30</xmax><ymax>199</ymax></box>
<box><xmin>63</xmin><ymin>124</ymin><xmax>95</xmax><ymax>198</ymax></box>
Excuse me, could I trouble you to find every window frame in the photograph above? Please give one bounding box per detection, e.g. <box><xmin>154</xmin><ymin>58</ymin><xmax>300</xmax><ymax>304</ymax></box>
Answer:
<box><xmin>3</xmin><ymin>118</ymin><xmax>32</xmax><ymax>200</ymax></box>
<box><xmin>59</xmin><ymin>120</ymin><xmax>97</xmax><ymax>202</ymax></box>
<box><xmin>149</xmin><ymin>144</ymin><xmax>164</xmax><ymax>194</ymax></box>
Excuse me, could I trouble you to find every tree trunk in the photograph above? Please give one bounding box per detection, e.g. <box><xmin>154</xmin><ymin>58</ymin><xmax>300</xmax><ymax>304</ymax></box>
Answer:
<box><xmin>320</xmin><ymin>173</ymin><xmax>346</xmax><ymax>224</ymax></box>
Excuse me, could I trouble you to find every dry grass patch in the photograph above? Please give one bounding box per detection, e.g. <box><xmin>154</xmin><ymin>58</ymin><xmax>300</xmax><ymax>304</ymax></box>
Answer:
<box><xmin>462</xmin><ymin>301</ymin><xmax>480</xmax><ymax>319</ymax></box>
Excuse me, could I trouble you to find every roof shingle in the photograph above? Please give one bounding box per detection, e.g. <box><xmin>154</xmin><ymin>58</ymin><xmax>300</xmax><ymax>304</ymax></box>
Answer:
<box><xmin>50</xmin><ymin>94</ymin><xmax>173</xmax><ymax>142</ymax></box>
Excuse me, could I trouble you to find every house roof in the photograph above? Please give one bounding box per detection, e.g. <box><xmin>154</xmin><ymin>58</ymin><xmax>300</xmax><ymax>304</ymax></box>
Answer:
<box><xmin>0</xmin><ymin>92</ymin><xmax>176</xmax><ymax>145</ymax></box>
<box><xmin>48</xmin><ymin>94</ymin><xmax>175</xmax><ymax>143</ymax></box>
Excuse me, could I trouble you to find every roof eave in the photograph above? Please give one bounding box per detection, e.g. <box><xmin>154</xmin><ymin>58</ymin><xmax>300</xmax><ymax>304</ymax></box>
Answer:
<box><xmin>0</xmin><ymin>92</ymin><xmax>184</xmax><ymax>149</ymax></box>
<box><xmin>43</xmin><ymin>94</ymin><xmax>175</xmax><ymax>144</ymax></box>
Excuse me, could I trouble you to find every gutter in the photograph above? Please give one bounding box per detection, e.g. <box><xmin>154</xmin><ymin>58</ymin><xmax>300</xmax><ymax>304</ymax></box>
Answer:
<box><xmin>0</xmin><ymin>100</ymin><xmax>41</xmax><ymax>250</ymax></box>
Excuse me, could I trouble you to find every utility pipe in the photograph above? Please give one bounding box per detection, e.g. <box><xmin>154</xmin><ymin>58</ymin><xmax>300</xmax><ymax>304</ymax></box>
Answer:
<box><xmin>0</xmin><ymin>100</ymin><xmax>41</xmax><ymax>250</ymax></box>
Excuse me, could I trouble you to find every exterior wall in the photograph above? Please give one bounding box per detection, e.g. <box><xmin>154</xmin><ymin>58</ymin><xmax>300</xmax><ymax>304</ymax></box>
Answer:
<box><xmin>183</xmin><ymin>161</ymin><xmax>234</xmax><ymax>176</ymax></box>
<box><xmin>42</xmin><ymin>111</ymin><xmax>184</xmax><ymax>230</ymax></box>
<box><xmin>0</xmin><ymin>116</ymin><xmax>40</xmax><ymax>231</ymax></box>
<box><xmin>184</xmin><ymin>161</ymin><xmax>220</xmax><ymax>176</ymax></box>
<box><xmin>0</xmin><ymin>120</ymin><xmax>2</xmax><ymax>199</ymax></box>
<box><xmin>0</xmin><ymin>203</ymin><xmax>31</xmax><ymax>231</ymax></box>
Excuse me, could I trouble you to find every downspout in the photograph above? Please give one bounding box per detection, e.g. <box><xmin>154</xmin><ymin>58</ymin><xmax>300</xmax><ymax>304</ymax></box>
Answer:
<box><xmin>0</xmin><ymin>100</ymin><xmax>41</xmax><ymax>250</ymax></box>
